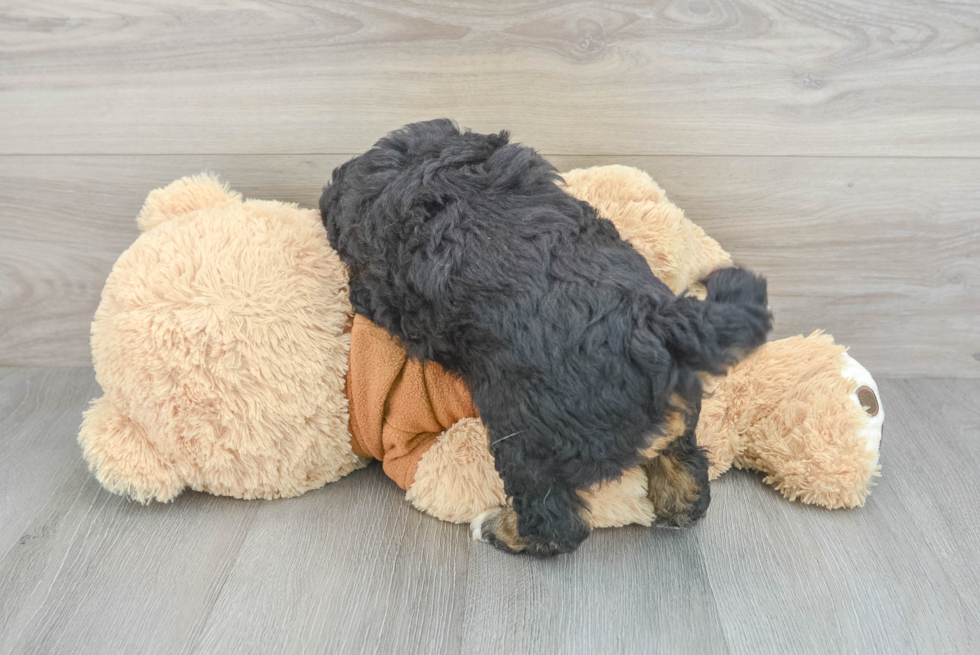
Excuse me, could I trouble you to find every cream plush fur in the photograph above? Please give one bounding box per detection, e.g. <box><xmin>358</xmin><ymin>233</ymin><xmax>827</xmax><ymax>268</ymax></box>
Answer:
<box><xmin>80</xmin><ymin>167</ymin><xmax>883</xmax><ymax>527</ymax></box>
<box><xmin>80</xmin><ymin>175</ymin><xmax>363</xmax><ymax>502</ymax></box>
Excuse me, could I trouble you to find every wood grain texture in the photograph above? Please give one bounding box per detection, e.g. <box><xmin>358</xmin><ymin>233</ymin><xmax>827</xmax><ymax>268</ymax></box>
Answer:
<box><xmin>697</xmin><ymin>470</ymin><xmax>978</xmax><ymax>653</ymax></box>
<box><xmin>461</xmin><ymin>525</ymin><xmax>730</xmax><ymax>655</ymax></box>
<box><xmin>0</xmin><ymin>368</ymin><xmax>100</xmax><ymax>557</ymax></box>
<box><xmin>2</xmin><ymin>0</ymin><xmax>980</xmax><ymax>157</ymax></box>
<box><xmin>875</xmin><ymin>378</ymin><xmax>980</xmax><ymax>618</ymax></box>
<box><xmin>0</xmin><ymin>473</ymin><xmax>260</xmax><ymax>655</ymax></box>
<box><xmin>2</xmin><ymin>369</ymin><xmax>979</xmax><ymax>653</ymax></box>
<box><xmin>2</xmin><ymin>154</ymin><xmax>977</xmax><ymax>376</ymax></box>
<box><xmin>693</xmin><ymin>378</ymin><xmax>980</xmax><ymax>654</ymax></box>
<box><xmin>192</xmin><ymin>467</ymin><xmax>469</xmax><ymax>655</ymax></box>
<box><xmin>0</xmin><ymin>369</ymin><xmax>262</xmax><ymax>655</ymax></box>
<box><xmin>0</xmin><ymin>366</ymin><xmax>467</xmax><ymax>654</ymax></box>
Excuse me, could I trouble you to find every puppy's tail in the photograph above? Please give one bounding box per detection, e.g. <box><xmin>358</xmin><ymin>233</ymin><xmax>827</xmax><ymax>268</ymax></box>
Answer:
<box><xmin>648</xmin><ymin>267</ymin><xmax>772</xmax><ymax>376</ymax></box>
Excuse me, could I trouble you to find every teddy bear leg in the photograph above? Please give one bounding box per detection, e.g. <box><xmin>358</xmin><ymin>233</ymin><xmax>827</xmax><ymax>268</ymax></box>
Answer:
<box><xmin>78</xmin><ymin>398</ymin><xmax>185</xmax><ymax>503</ymax></box>
<box><xmin>406</xmin><ymin>418</ymin><xmax>506</xmax><ymax>524</ymax></box>
<box><xmin>577</xmin><ymin>467</ymin><xmax>657</xmax><ymax>529</ymax></box>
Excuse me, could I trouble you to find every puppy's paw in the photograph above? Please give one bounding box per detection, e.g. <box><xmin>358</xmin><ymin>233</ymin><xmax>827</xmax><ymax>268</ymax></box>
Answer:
<box><xmin>652</xmin><ymin>487</ymin><xmax>709</xmax><ymax>529</ymax></box>
<box><xmin>470</xmin><ymin>508</ymin><xmax>498</xmax><ymax>542</ymax></box>
<box><xmin>470</xmin><ymin>507</ymin><xmax>528</xmax><ymax>555</ymax></box>
<box><xmin>644</xmin><ymin>438</ymin><xmax>711</xmax><ymax>530</ymax></box>
<box><xmin>654</xmin><ymin>510</ymin><xmax>701</xmax><ymax>530</ymax></box>
<box><xmin>471</xmin><ymin>506</ymin><xmax>577</xmax><ymax>557</ymax></box>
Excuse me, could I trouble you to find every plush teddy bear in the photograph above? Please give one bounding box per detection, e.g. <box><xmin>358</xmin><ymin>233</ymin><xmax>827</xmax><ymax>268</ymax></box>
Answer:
<box><xmin>79</xmin><ymin>166</ymin><xmax>883</xmax><ymax>533</ymax></box>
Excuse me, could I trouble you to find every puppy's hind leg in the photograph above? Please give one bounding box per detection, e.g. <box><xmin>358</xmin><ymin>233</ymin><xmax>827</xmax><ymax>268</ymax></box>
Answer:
<box><xmin>643</xmin><ymin>401</ymin><xmax>711</xmax><ymax>528</ymax></box>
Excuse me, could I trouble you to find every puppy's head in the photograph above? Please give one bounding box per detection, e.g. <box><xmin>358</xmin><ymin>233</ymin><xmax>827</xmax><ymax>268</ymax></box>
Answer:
<box><xmin>319</xmin><ymin>159</ymin><xmax>353</xmax><ymax>250</ymax></box>
<box><xmin>320</xmin><ymin>118</ymin><xmax>521</xmax><ymax>256</ymax></box>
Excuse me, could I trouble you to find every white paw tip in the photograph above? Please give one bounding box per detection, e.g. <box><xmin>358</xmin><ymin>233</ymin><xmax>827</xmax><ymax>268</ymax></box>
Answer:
<box><xmin>470</xmin><ymin>512</ymin><xmax>487</xmax><ymax>541</ymax></box>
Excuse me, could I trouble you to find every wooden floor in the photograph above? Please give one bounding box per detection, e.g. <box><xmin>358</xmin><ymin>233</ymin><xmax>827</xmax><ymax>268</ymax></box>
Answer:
<box><xmin>3</xmin><ymin>1</ymin><xmax>980</xmax><ymax>653</ymax></box>
<box><xmin>2</xmin><ymin>0</ymin><xmax>979</xmax><ymax>376</ymax></box>
<box><xmin>0</xmin><ymin>368</ymin><xmax>977</xmax><ymax>654</ymax></box>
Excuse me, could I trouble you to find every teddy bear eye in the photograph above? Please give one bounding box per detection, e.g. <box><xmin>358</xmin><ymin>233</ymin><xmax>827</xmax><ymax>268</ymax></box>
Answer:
<box><xmin>856</xmin><ymin>386</ymin><xmax>879</xmax><ymax>417</ymax></box>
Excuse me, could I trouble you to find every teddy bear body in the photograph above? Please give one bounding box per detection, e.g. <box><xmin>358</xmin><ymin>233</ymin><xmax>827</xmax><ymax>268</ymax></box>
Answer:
<box><xmin>79</xmin><ymin>167</ymin><xmax>883</xmax><ymax>526</ymax></box>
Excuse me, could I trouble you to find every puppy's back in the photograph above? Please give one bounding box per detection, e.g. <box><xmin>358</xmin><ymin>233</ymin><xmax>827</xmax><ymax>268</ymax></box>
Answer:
<box><xmin>323</xmin><ymin>120</ymin><xmax>771</xmax><ymax>555</ymax></box>
<box><xmin>321</xmin><ymin>119</ymin><xmax>664</xmax><ymax>369</ymax></box>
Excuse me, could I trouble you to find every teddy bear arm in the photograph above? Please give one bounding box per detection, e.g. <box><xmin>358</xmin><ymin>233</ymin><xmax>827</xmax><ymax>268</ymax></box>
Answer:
<box><xmin>77</xmin><ymin>398</ymin><xmax>186</xmax><ymax>503</ymax></box>
<box><xmin>694</xmin><ymin>376</ymin><xmax>741</xmax><ymax>480</ymax></box>
<box><xmin>561</xmin><ymin>165</ymin><xmax>733</xmax><ymax>294</ymax></box>
<box><xmin>405</xmin><ymin>418</ymin><xmax>505</xmax><ymax>524</ymax></box>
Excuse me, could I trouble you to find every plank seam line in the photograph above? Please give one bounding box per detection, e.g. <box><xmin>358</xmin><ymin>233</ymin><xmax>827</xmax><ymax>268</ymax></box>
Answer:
<box><xmin>2</xmin><ymin>153</ymin><xmax>980</xmax><ymax>160</ymax></box>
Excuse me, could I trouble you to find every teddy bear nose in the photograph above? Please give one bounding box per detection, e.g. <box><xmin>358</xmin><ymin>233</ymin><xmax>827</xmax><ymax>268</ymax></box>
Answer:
<box><xmin>856</xmin><ymin>385</ymin><xmax>879</xmax><ymax>417</ymax></box>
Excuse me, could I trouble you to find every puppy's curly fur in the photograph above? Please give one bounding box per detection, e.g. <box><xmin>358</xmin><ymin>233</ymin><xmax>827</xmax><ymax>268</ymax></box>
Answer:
<box><xmin>321</xmin><ymin>119</ymin><xmax>771</xmax><ymax>556</ymax></box>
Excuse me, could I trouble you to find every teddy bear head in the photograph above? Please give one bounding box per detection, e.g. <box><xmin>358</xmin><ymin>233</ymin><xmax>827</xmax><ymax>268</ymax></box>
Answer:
<box><xmin>79</xmin><ymin>174</ymin><xmax>361</xmax><ymax>502</ymax></box>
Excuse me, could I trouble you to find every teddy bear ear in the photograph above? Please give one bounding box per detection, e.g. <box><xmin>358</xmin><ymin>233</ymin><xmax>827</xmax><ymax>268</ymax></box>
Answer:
<box><xmin>137</xmin><ymin>173</ymin><xmax>242</xmax><ymax>231</ymax></box>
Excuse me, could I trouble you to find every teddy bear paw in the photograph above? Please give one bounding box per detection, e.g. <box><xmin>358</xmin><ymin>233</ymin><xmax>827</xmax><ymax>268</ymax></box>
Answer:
<box><xmin>840</xmin><ymin>353</ymin><xmax>885</xmax><ymax>466</ymax></box>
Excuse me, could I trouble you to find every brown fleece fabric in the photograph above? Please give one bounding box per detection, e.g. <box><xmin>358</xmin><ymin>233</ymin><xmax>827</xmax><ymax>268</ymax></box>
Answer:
<box><xmin>346</xmin><ymin>315</ymin><xmax>478</xmax><ymax>490</ymax></box>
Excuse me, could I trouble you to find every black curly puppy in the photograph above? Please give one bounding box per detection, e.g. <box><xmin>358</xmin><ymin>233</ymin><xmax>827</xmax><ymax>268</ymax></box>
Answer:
<box><xmin>321</xmin><ymin>119</ymin><xmax>771</xmax><ymax>556</ymax></box>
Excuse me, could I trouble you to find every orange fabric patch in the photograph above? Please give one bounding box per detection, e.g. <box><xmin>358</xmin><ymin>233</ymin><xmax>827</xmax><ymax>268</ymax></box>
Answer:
<box><xmin>346</xmin><ymin>315</ymin><xmax>478</xmax><ymax>490</ymax></box>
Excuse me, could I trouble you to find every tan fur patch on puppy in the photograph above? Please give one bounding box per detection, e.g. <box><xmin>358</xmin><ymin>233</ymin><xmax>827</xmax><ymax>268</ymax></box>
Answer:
<box><xmin>642</xmin><ymin>453</ymin><xmax>704</xmax><ymax>526</ymax></box>
<box><xmin>471</xmin><ymin>506</ymin><xmax>528</xmax><ymax>553</ymax></box>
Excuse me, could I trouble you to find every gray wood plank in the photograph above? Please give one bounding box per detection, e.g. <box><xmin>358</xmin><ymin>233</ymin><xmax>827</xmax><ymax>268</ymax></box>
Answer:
<box><xmin>192</xmin><ymin>465</ymin><xmax>468</xmax><ymax>655</ymax></box>
<box><xmin>2</xmin><ymin>1</ymin><xmax>979</xmax><ymax>157</ymax></box>
<box><xmin>2</xmin><ymin>368</ymin><xmax>979</xmax><ymax>653</ymax></box>
<box><xmin>873</xmin><ymin>378</ymin><xmax>980</xmax><ymax>617</ymax></box>
<box><xmin>0</xmin><ymin>366</ymin><xmax>466</xmax><ymax>655</ymax></box>
<box><xmin>0</xmin><ymin>442</ymin><xmax>261</xmax><ymax>654</ymax></box>
<box><xmin>0</xmin><ymin>368</ymin><xmax>100</xmax><ymax>557</ymax></box>
<box><xmin>461</xmin><ymin>525</ymin><xmax>730</xmax><ymax>655</ymax></box>
<box><xmin>693</xmin><ymin>379</ymin><xmax>980</xmax><ymax>653</ymax></box>
<box><xmin>0</xmin><ymin>366</ymin><xmax>260</xmax><ymax>653</ymax></box>
<box><xmin>2</xmin><ymin>154</ymin><xmax>977</xmax><ymax>377</ymax></box>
